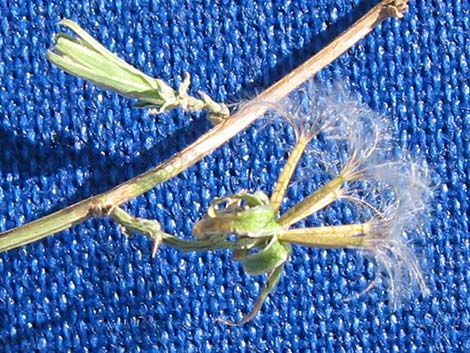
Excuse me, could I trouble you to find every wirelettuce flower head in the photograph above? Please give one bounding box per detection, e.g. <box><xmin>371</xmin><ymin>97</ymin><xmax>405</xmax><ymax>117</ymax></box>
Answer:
<box><xmin>190</xmin><ymin>79</ymin><xmax>433</xmax><ymax>323</ymax></box>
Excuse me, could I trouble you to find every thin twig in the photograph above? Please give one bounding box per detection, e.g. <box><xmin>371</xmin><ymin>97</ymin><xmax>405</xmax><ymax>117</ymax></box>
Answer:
<box><xmin>0</xmin><ymin>0</ymin><xmax>409</xmax><ymax>252</ymax></box>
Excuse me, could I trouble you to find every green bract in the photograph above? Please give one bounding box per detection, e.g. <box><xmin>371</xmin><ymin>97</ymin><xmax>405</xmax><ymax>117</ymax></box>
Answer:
<box><xmin>238</xmin><ymin>236</ymin><xmax>291</xmax><ymax>274</ymax></box>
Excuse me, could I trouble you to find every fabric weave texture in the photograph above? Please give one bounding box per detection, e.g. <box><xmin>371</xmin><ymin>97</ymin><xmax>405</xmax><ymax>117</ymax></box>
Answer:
<box><xmin>0</xmin><ymin>0</ymin><xmax>469</xmax><ymax>352</ymax></box>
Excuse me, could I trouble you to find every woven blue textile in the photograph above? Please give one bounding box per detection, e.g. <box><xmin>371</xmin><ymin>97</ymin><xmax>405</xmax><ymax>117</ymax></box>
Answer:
<box><xmin>1</xmin><ymin>0</ymin><xmax>469</xmax><ymax>351</ymax></box>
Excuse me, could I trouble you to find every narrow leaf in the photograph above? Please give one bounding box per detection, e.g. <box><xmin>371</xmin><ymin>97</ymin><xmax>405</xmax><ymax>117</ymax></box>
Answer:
<box><xmin>218</xmin><ymin>264</ymin><xmax>285</xmax><ymax>326</ymax></box>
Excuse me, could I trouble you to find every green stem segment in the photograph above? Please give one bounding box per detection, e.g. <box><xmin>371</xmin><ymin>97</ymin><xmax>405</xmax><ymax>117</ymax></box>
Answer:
<box><xmin>0</xmin><ymin>200</ymin><xmax>92</xmax><ymax>252</ymax></box>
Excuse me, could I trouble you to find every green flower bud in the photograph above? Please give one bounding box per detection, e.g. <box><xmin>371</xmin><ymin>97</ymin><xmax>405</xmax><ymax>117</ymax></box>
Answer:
<box><xmin>48</xmin><ymin>20</ymin><xmax>229</xmax><ymax>118</ymax></box>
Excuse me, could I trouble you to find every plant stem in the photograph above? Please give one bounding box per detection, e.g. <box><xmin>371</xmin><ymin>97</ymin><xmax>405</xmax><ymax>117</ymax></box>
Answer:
<box><xmin>0</xmin><ymin>0</ymin><xmax>409</xmax><ymax>252</ymax></box>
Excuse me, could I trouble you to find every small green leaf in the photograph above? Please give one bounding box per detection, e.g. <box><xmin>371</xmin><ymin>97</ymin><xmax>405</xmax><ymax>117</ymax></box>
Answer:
<box><xmin>49</xmin><ymin>19</ymin><xmax>229</xmax><ymax>118</ymax></box>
